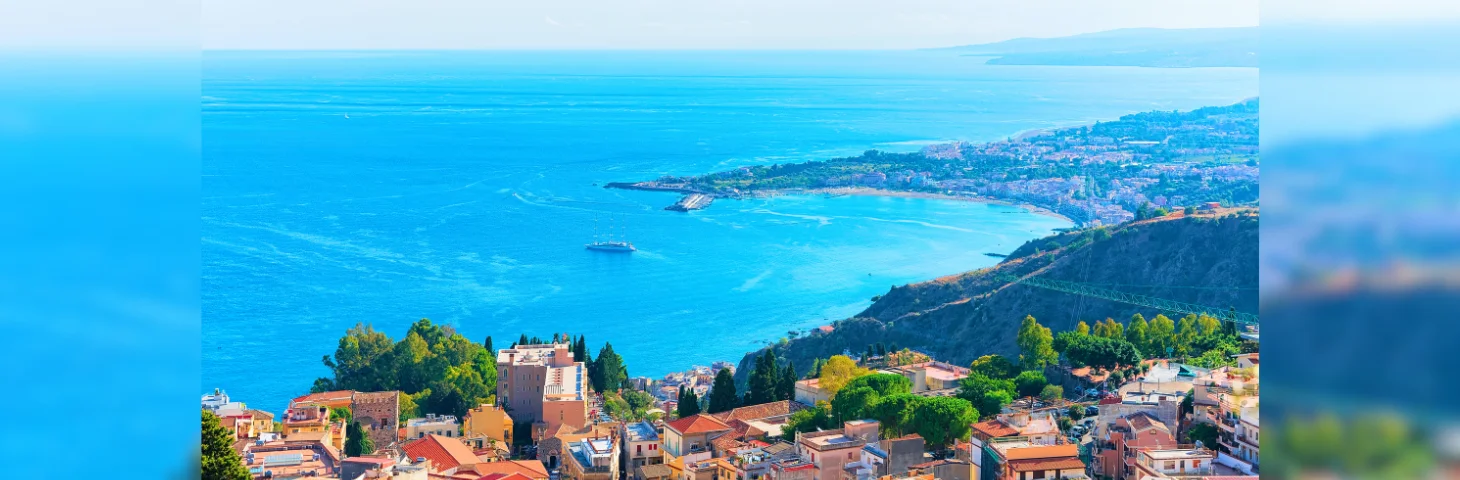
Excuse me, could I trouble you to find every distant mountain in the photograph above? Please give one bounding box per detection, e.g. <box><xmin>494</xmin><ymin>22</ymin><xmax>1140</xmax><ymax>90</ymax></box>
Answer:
<box><xmin>735</xmin><ymin>211</ymin><xmax>1258</xmax><ymax>386</ymax></box>
<box><xmin>938</xmin><ymin>27</ymin><xmax>1258</xmax><ymax>68</ymax></box>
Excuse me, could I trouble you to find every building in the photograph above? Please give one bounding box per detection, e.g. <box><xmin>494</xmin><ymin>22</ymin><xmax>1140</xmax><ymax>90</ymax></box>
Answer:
<box><xmin>843</xmin><ymin>433</ymin><xmax>925</xmax><ymax>480</ymax></box>
<box><xmin>402</xmin><ymin>434</ymin><xmax>480</xmax><ymax>473</ymax></box>
<box><xmin>983</xmin><ymin>440</ymin><xmax>1086</xmax><ymax>480</ymax></box>
<box><xmin>1091</xmin><ymin>413</ymin><xmax>1176</xmax><ymax>479</ymax></box>
<box><xmin>564</xmin><ymin>436</ymin><xmax>621</xmax><ymax>480</ymax></box>
<box><xmin>1093</xmin><ymin>392</ymin><xmax>1182</xmax><ymax>442</ymax></box>
<box><xmin>1226</xmin><ymin>407</ymin><xmax>1259</xmax><ymax>468</ymax></box>
<box><xmin>637</xmin><ymin>463</ymin><xmax>674</xmax><ymax>480</ymax></box>
<box><xmin>905</xmin><ymin>459</ymin><xmax>976</xmax><ymax>480</ymax></box>
<box><xmin>879</xmin><ymin>361</ymin><xmax>970</xmax><ymax>393</ymax></box>
<box><xmin>623</xmin><ymin>421</ymin><xmax>664</xmax><ymax>478</ymax></box>
<box><xmin>663</xmin><ymin>414</ymin><xmax>734</xmax><ymax>461</ymax></box>
<box><xmin>496</xmin><ymin>343</ymin><xmax>589</xmax><ymax>441</ymax></box>
<box><xmin>794</xmin><ymin>379</ymin><xmax>831</xmax><ymax>406</ymax></box>
<box><xmin>406</xmin><ymin>413</ymin><xmax>461</xmax><ymax>439</ymax></box>
<box><xmin>203</xmin><ymin>388</ymin><xmax>231</xmax><ymax>411</ymax></box>
<box><xmin>281</xmin><ymin>402</ymin><xmax>346</xmax><ymax>451</ymax></box>
<box><xmin>284</xmin><ymin>389</ymin><xmax>400</xmax><ymax>451</ymax></box>
<box><xmin>1129</xmin><ymin>447</ymin><xmax>1216</xmax><ymax>479</ymax></box>
<box><xmin>457</xmin><ymin>460</ymin><xmax>551</xmax><ymax>480</ymax></box>
<box><xmin>352</xmin><ymin>391</ymin><xmax>402</xmax><ymax>450</ymax></box>
<box><xmin>464</xmin><ymin>403</ymin><xmax>514</xmax><ymax>448</ymax></box>
<box><xmin>796</xmin><ymin>420</ymin><xmax>879</xmax><ymax>480</ymax></box>
<box><xmin>712</xmin><ymin>400</ymin><xmax>808</xmax><ymax>440</ymax></box>
<box><xmin>339</xmin><ymin>456</ymin><xmax>396</xmax><ymax>479</ymax></box>
<box><xmin>242</xmin><ymin>438</ymin><xmax>340</xmax><ymax>479</ymax></box>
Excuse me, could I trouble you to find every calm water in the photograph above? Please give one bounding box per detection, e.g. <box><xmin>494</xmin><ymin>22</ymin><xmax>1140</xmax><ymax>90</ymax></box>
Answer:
<box><xmin>202</xmin><ymin>50</ymin><xmax>1256</xmax><ymax>411</ymax></box>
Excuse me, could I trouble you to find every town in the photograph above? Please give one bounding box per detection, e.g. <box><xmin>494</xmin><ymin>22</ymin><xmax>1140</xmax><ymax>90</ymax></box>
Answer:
<box><xmin>203</xmin><ymin>315</ymin><xmax>1259</xmax><ymax>480</ymax></box>
<box><xmin>610</xmin><ymin>100</ymin><xmax>1259</xmax><ymax>227</ymax></box>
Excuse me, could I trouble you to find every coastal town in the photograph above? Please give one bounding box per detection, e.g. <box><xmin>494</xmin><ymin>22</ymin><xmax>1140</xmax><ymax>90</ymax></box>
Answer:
<box><xmin>203</xmin><ymin>315</ymin><xmax>1260</xmax><ymax>480</ymax></box>
<box><xmin>609</xmin><ymin>100</ymin><xmax>1258</xmax><ymax>227</ymax></box>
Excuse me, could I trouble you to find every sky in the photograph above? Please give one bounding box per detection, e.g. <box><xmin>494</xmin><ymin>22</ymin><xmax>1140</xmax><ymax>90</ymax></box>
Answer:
<box><xmin>3</xmin><ymin>0</ymin><xmax>1258</xmax><ymax>51</ymax></box>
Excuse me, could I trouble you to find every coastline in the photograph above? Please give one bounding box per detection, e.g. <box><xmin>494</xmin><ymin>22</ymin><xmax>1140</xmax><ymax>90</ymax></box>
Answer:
<box><xmin>747</xmin><ymin>186</ymin><xmax>1079</xmax><ymax>225</ymax></box>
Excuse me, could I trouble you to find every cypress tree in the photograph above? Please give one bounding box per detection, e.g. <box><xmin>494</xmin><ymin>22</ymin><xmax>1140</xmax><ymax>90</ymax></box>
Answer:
<box><xmin>778</xmin><ymin>362</ymin><xmax>798</xmax><ymax>401</ymax></box>
<box><xmin>484</xmin><ymin>336</ymin><xmax>493</xmax><ymax>353</ymax></box>
<box><xmin>678</xmin><ymin>386</ymin><xmax>701</xmax><ymax>417</ymax></box>
<box><xmin>518</xmin><ymin>333</ymin><xmax>529</xmax><ymax>345</ymax></box>
<box><xmin>707</xmin><ymin>368</ymin><xmax>739</xmax><ymax>413</ymax></box>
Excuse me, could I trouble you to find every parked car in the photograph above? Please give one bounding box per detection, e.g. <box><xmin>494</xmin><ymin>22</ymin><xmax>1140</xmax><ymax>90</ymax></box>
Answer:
<box><xmin>1086</xmin><ymin>406</ymin><xmax>1100</xmax><ymax>417</ymax></box>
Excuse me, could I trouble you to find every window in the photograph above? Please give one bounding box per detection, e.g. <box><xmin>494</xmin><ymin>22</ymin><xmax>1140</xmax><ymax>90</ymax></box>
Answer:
<box><xmin>1165</xmin><ymin>461</ymin><xmax>1175</xmax><ymax>470</ymax></box>
<box><xmin>1193</xmin><ymin>460</ymin><xmax>1201</xmax><ymax>468</ymax></box>
<box><xmin>1032</xmin><ymin>471</ymin><xmax>1045</xmax><ymax>479</ymax></box>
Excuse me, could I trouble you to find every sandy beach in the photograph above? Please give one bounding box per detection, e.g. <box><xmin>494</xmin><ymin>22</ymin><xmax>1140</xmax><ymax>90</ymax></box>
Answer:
<box><xmin>743</xmin><ymin>186</ymin><xmax>1078</xmax><ymax>225</ymax></box>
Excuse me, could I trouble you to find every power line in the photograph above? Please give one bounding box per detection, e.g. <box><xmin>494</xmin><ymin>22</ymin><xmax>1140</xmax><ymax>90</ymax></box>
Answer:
<box><xmin>1001</xmin><ymin>274</ymin><xmax>1259</xmax><ymax>326</ymax></box>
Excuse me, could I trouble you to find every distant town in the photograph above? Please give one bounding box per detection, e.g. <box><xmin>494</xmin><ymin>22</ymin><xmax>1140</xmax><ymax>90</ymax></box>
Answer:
<box><xmin>611</xmin><ymin>100</ymin><xmax>1258</xmax><ymax>227</ymax></box>
<box><xmin>203</xmin><ymin>314</ymin><xmax>1259</xmax><ymax>480</ymax></box>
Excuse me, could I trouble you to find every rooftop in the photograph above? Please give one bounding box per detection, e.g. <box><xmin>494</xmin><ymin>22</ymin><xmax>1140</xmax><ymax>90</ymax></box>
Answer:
<box><xmin>407</xmin><ymin>414</ymin><xmax>460</xmax><ymax>427</ymax></box>
<box><xmin>799</xmin><ymin>430</ymin><xmax>864</xmax><ymax>451</ymax></box>
<box><xmin>402</xmin><ymin>434</ymin><xmax>479</xmax><ymax>471</ymax></box>
<box><xmin>625</xmin><ymin>420</ymin><xmax>659</xmax><ymax>442</ymax></box>
<box><xmin>1139</xmin><ymin>447</ymin><xmax>1215</xmax><ymax>461</ymax></box>
<box><xmin>667</xmin><ymin>414</ymin><xmax>733</xmax><ymax>435</ymax></box>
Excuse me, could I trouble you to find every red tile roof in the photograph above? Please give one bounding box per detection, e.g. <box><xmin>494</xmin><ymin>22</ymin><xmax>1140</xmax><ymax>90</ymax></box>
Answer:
<box><xmin>1002</xmin><ymin>444</ymin><xmax>1079</xmax><ymax>461</ymax></box>
<box><xmin>972</xmin><ymin>419</ymin><xmax>1019</xmax><ymax>438</ymax></box>
<box><xmin>463</xmin><ymin>460</ymin><xmax>549</xmax><ymax>480</ymax></box>
<box><xmin>403</xmin><ymin>434</ymin><xmax>480</xmax><ymax>471</ymax></box>
<box><xmin>712</xmin><ymin>400</ymin><xmax>804</xmax><ymax>423</ymax></box>
<box><xmin>1007</xmin><ymin>457</ymin><xmax>1086</xmax><ymax>472</ymax></box>
<box><xmin>291</xmin><ymin>390</ymin><xmax>356</xmax><ymax>406</ymax></box>
<box><xmin>666</xmin><ymin>414</ymin><xmax>733</xmax><ymax>435</ymax></box>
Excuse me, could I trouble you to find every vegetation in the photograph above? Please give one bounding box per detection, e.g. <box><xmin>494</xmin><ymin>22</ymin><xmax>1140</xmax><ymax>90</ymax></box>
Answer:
<box><xmin>202</xmin><ymin>410</ymin><xmax>249</xmax><ymax>480</ymax></box>
<box><xmin>676</xmin><ymin>385</ymin><xmax>701</xmax><ymax>418</ymax></box>
<box><xmin>1264</xmin><ymin>413</ymin><xmax>1433</xmax><ymax>479</ymax></box>
<box><xmin>707</xmin><ymin>368</ymin><xmax>739</xmax><ymax>414</ymax></box>
<box><xmin>1013</xmin><ymin>371</ymin><xmax>1049</xmax><ymax>398</ymax></box>
<box><xmin>311</xmin><ymin>320</ymin><xmax>496</xmax><ymax>419</ymax></box>
<box><xmin>344</xmin><ymin>420</ymin><xmax>375</xmax><ymax>456</ymax></box>
<box><xmin>604</xmin><ymin>390</ymin><xmax>657</xmax><ymax>422</ymax></box>
<box><xmin>1016</xmin><ymin>315</ymin><xmax>1058</xmax><ymax>370</ymax></box>
<box><xmin>590</xmin><ymin>342</ymin><xmax>628</xmax><ymax>393</ymax></box>
<box><xmin>1039</xmin><ymin>385</ymin><xmax>1064</xmax><ymax>402</ymax></box>
<box><xmin>816</xmin><ymin>355</ymin><xmax>870</xmax><ymax>398</ymax></box>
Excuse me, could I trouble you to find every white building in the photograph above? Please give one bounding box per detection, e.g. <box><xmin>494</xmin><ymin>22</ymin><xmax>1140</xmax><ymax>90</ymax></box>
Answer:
<box><xmin>405</xmin><ymin>413</ymin><xmax>460</xmax><ymax>439</ymax></box>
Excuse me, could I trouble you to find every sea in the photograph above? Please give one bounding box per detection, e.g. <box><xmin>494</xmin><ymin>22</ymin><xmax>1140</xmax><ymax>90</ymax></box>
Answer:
<box><xmin>202</xmin><ymin>50</ymin><xmax>1257</xmax><ymax>412</ymax></box>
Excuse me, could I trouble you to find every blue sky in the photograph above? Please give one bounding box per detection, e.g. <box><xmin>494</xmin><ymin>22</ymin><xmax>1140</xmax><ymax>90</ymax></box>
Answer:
<box><xmin>3</xmin><ymin>0</ymin><xmax>1257</xmax><ymax>50</ymax></box>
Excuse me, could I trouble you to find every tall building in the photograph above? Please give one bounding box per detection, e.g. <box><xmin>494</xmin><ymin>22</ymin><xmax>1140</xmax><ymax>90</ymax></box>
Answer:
<box><xmin>496</xmin><ymin>343</ymin><xmax>588</xmax><ymax>440</ymax></box>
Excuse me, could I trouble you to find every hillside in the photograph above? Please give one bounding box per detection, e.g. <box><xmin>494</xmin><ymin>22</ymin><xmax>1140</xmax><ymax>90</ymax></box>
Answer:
<box><xmin>736</xmin><ymin>210</ymin><xmax>1258</xmax><ymax>385</ymax></box>
<box><xmin>939</xmin><ymin>27</ymin><xmax>1258</xmax><ymax>68</ymax></box>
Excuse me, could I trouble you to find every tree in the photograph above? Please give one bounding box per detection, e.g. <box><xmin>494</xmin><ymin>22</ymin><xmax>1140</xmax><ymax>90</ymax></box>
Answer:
<box><xmin>707</xmin><ymin>368</ymin><xmax>739</xmax><ymax>413</ymax></box>
<box><xmin>778</xmin><ymin>363</ymin><xmax>798</xmax><ymax>402</ymax></box>
<box><xmin>745</xmin><ymin>351</ymin><xmax>774</xmax><ymax>405</ymax></box>
<box><xmin>484</xmin><ymin>336</ymin><xmax>493</xmax><ymax>353</ymax></box>
<box><xmin>841</xmin><ymin>373</ymin><xmax>912</xmax><ymax>397</ymax></box>
<box><xmin>202</xmin><ymin>411</ymin><xmax>250</xmax><ymax>480</ymax></box>
<box><xmin>593</xmin><ymin>343</ymin><xmax>627</xmax><ymax>393</ymax></box>
<box><xmin>1100</xmin><ymin>318</ymin><xmax>1124</xmax><ymax>339</ymax></box>
<box><xmin>1127</xmin><ymin>313</ymin><xmax>1150</xmax><ymax>355</ymax></box>
<box><xmin>831</xmin><ymin>386</ymin><xmax>880</xmax><ymax>423</ymax></box>
<box><xmin>782</xmin><ymin>402</ymin><xmax>833</xmax><ymax>442</ymax></box>
<box><xmin>330</xmin><ymin>406</ymin><xmax>352</xmax><ymax>423</ymax></box>
<box><xmin>1149</xmin><ymin>314</ymin><xmax>1176</xmax><ymax>357</ymax></box>
<box><xmin>956</xmin><ymin>373</ymin><xmax>1015</xmax><ymax>420</ymax></box>
<box><xmin>1175</xmin><ymin>314</ymin><xmax>1199</xmax><ymax>356</ymax></box>
<box><xmin>1016</xmin><ymin>316</ymin><xmax>1058</xmax><ymax>370</ymax></box>
<box><xmin>969</xmin><ymin>355</ymin><xmax>1019</xmax><ymax>380</ymax></box>
<box><xmin>677</xmin><ymin>386</ymin><xmax>701</xmax><ymax>417</ymax></box>
<box><xmin>876</xmin><ymin>343</ymin><xmax>886</xmax><ymax>356</ymax></box>
<box><xmin>1187</xmin><ymin>422</ymin><xmax>1219</xmax><ymax>449</ymax></box>
<box><xmin>1067</xmin><ymin>405</ymin><xmax>1085</xmax><ymax>421</ymax></box>
<box><xmin>1076</xmin><ymin>321</ymin><xmax>1091</xmax><ymax>336</ymax></box>
<box><xmin>818</xmin><ymin>355</ymin><xmax>869</xmax><ymax>398</ymax></box>
<box><xmin>909</xmin><ymin>397</ymin><xmax>979</xmax><ymax>449</ymax></box>
<box><xmin>868</xmin><ymin>394</ymin><xmax>922</xmax><ymax>437</ymax></box>
<box><xmin>1039</xmin><ymin>385</ymin><xmax>1064</xmax><ymax>402</ymax></box>
<box><xmin>1014</xmin><ymin>371</ymin><xmax>1049</xmax><ymax>399</ymax></box>
<box><xmin>345</xmin><ymin>420</ymin><xmax>375</xmax><ymax>456</ymax></box>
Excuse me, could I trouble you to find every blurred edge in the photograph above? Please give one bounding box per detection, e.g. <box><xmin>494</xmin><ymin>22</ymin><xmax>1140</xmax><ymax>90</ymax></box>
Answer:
<box><xmin>1261</xmin><ymin>14</ymin><xmax>1460</xmax><ymax>479</ymax></box>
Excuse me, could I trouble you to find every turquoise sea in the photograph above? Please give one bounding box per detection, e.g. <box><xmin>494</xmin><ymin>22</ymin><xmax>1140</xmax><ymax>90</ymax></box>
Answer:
<box><xmin>202</xmin><ymin>50</ymin><xmax>1256</xmax><ymax>412</ymax></box>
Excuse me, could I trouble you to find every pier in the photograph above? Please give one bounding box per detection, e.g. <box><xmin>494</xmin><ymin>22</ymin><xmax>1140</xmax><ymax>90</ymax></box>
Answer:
<box><xmin>665</xmin><ymin>193</ymin><xmax>713</xmax><ymax>212</ymax></box>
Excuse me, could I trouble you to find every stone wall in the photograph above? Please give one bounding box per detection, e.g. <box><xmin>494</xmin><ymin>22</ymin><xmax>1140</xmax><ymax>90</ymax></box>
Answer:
<box><xmin>352</xmin><ymin>391</ymin><xmax>401</xmax><ymax>449</ymax></box>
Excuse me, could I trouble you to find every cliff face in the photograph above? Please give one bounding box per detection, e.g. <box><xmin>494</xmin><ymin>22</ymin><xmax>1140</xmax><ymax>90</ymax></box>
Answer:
<box><xmin>736</xmin><ymin>211</ymin><xmax>1258</xmax><ymax>385</ymax></box>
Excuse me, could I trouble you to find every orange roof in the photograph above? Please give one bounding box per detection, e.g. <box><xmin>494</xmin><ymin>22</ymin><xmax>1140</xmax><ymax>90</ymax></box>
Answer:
<box><xmin>1003</xmin><ymin>444</ymin><xmax>1080</xmax><ymax>461</ymax></box>
<box><xmin>666</xmin><ymin>414</ymin><xmax>733</xmax><ymax>435</ymax></box>
<box><xmin>713</xmin><ymin>400</ymin><xmax>803</xmax><ymax>423</ymax></box>
<box><xmin>478</xmin><ymin>474</ymin><xmax>537</xmax><ymax>480</ymax></box>
<box><xmin>291</xmin><ymin>390</ymin><xmax>356</xmax><ymax>409</ymax></box>
<box><xmin>464</xmin><ymin>460</ymin><xmax>549</xmax><ymax>480</ymax></box>
<box><xmin>1008</xmin><ymin>457</ymin><xmax>1085</xmax><ymax>472</ymax></box>
<box><xmin>972</xmin><ymin>419</ymin><xmax>1019</xmax><ymax>438</ymax></box>
<box><xmin>403</xmin><ymin>434</ymin><xmax>480</xmax><ymax>471</ymax></box>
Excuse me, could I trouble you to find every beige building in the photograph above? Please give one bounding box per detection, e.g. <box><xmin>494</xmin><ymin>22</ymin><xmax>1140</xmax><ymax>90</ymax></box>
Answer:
<box><xmin>497</xmin><ymin>343</ymin><xmax>589</xmax><ymax>440</ymax></box>
<box><xmin>405</xmin><ymin>413</ymin><xmax>460</xmax><ymax>439</ymax></box>
<box><xmin>797</xmin><ymin>420</ymin><xmax>879</xmax><ymax>480</ymax></box>
<box><xmin>464</xmin><ymin>403</ymin><xmax>514</xmax><ymax>445</ymax></box>
<box><xmin>794</xmin><ymin>379</ymin><xmax>831</xmax><ymax>406</ymax></box>
<box><xmin>564</xmin><ymin>436</ymin><xmax>621</xmax><ymax>480</ymax></box>
<box><xmin>1130</xmin><ymin>447</ymin><xmax>1216</xmax><ymax>479</ymax></box>
<box><xmin>879</xmin><ymin>361</ymin><xmax>971</xmax><ymax>393</ymax></box>
<box><xmin>662</xmin><ymin>414</ymin><xmax>733</xmax><ymax>460</ymax></box>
